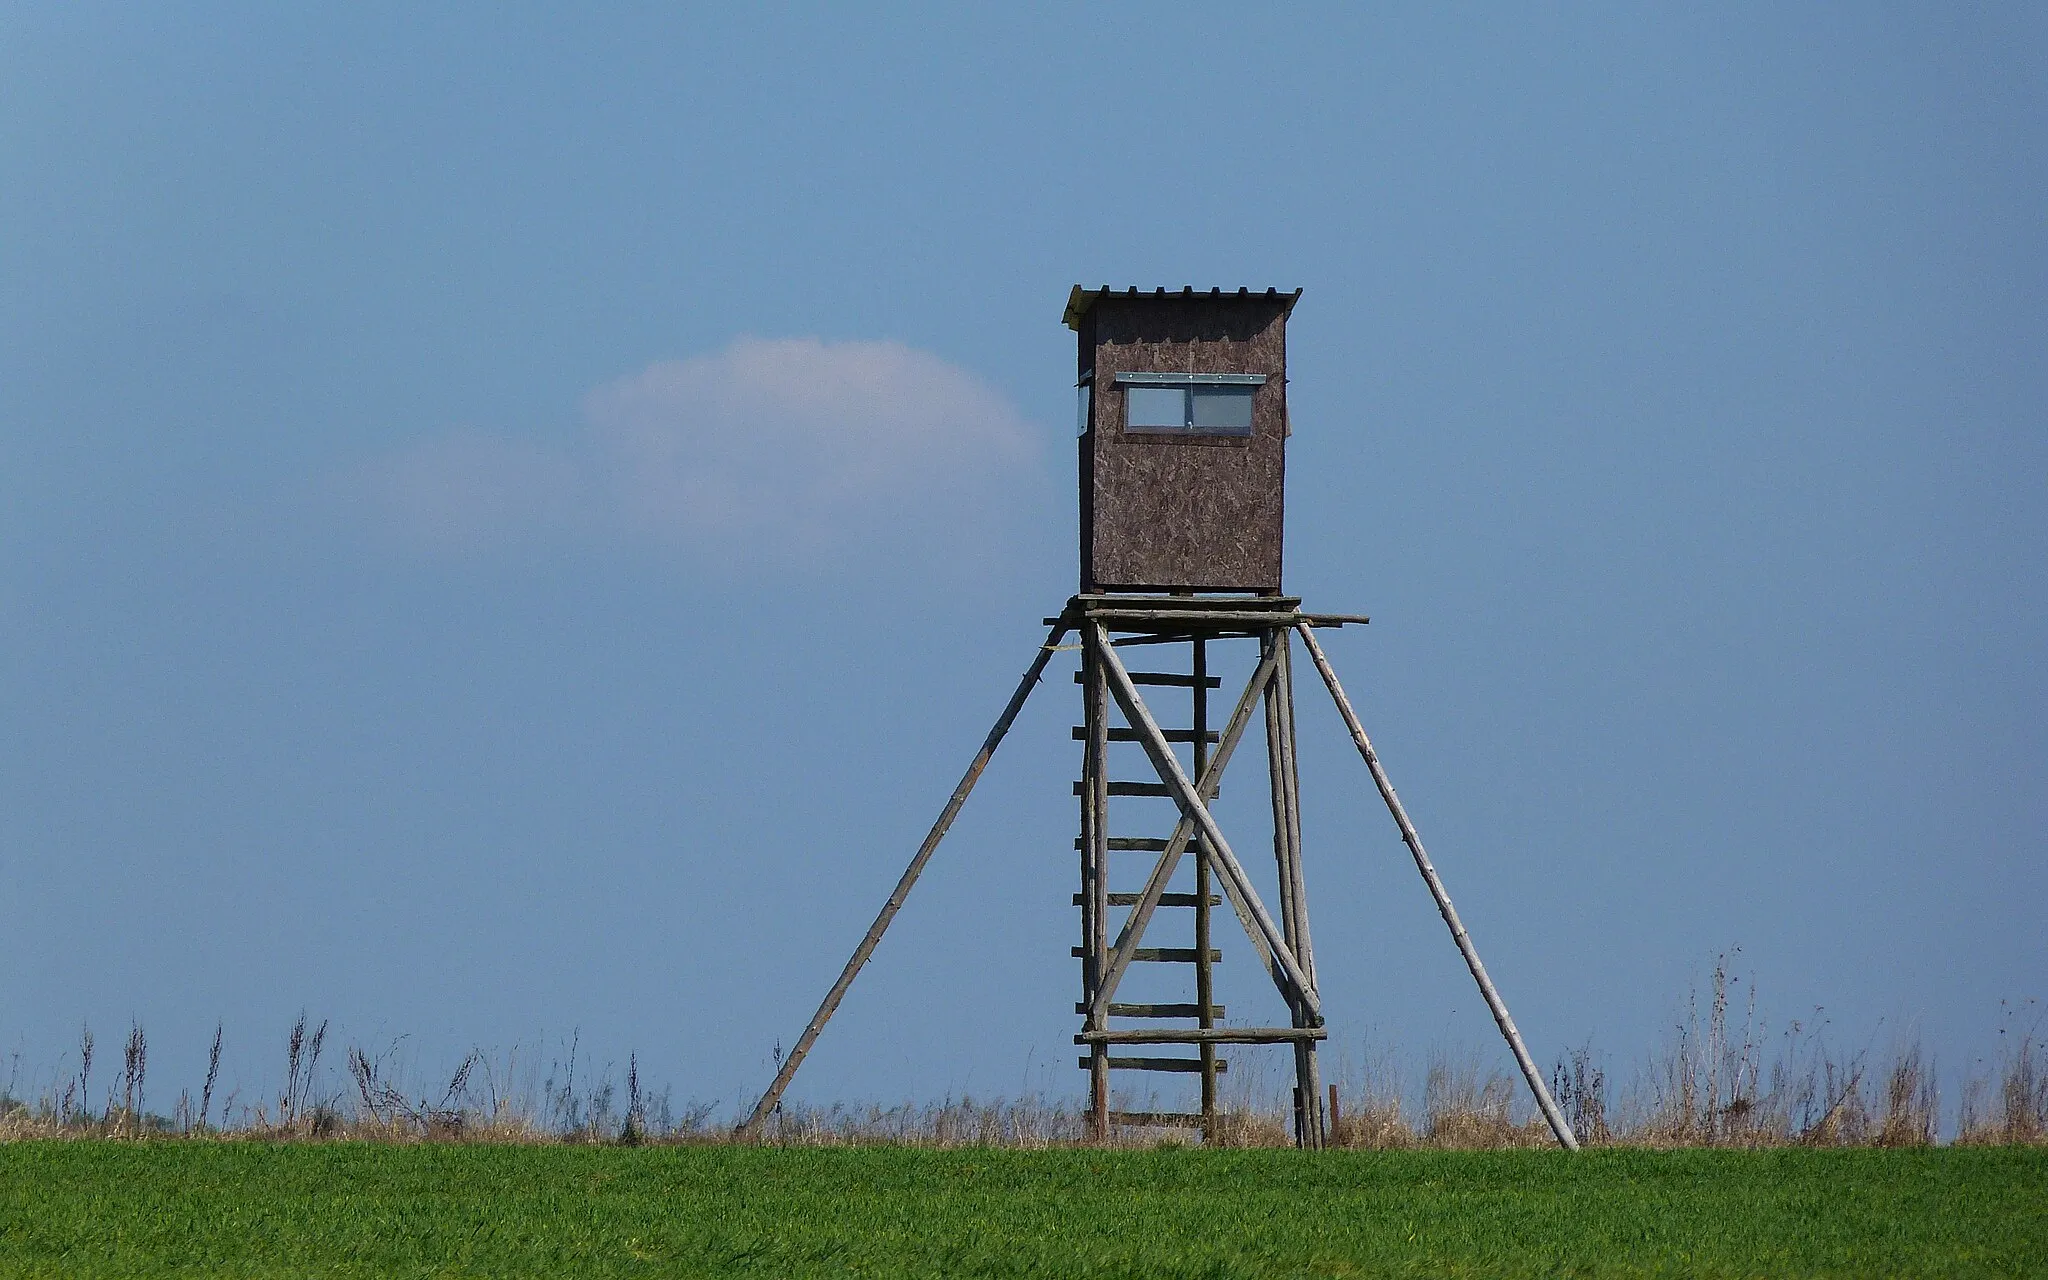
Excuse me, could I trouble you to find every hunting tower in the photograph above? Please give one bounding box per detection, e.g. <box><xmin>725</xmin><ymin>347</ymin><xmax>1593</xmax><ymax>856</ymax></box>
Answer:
<box><xmin>1066</xmin><ymin>286</ymin><xmax>1321</xmax><ymax>1141</ymax></box>
<box><xmin>745</xmin><ymin>287</ymin><xmax>1580</xmax><ymax>1153</ymax></box>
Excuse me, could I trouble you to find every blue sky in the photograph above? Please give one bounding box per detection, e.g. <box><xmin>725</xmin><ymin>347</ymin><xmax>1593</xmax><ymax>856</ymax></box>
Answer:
<box><xmin>3</xmin><ymin>4</ymin><xmax>2043</xmax><ymax>1123</ymax></box>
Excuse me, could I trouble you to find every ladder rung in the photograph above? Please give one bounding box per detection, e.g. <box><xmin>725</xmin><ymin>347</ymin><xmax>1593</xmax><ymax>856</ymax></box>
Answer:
<box><xmin>1074</xmin><ymin>837</ymin><xmax>1178</xmax><ymax>851</ymax></box>
<box><xmin>1108</xmin><ymin>782</ymin><xmax>1174</xmax><ymax>797</ymax></box>
<box><xmin>1074</xmin><ymin>781</ymin><xmax>1186</xmax><ymax>798</ymax></box>
<box><xmin>1079</xmin><ymin>1027</ymin><xmax>1325</xmax><ymax>1045</ymax></box>
<box><xmin>1138</xmin><ymin>893</ymin><xmax>1220</xmax><ymax>907</ymax></box>
<box><xmin>1073</xmin><ymin>727</ymin><xmax>1220</xmax><ymax>743</ymax></box>
<box><xmin>1072</xmin><ymin>947</ymin><xmax>1218</xmax><ymax>963</ymax></box>
<box><xmin>1076</xmin><ymin>672</ymin><xmax>1221</xmax><ymax>688</ymax></box>
<box><xmin>1075</xmin><ymin>1003</ymin><xmax>1225</xmax><ymax>1019</ymax></box>
<box><xmin>1082</xmin><ymin>1056</ymin><xmax>1227</xmax><ymax>1074</ymax></box>
<box><xmin>1109</xmin><ymin>1111</ymin><xmax>1207</xmax><ymax>1128</ymax></box>
<box><xmin>1072</xmin><ymin>893</ymin><xmax>1221</xmax><ymax>907</ymax></box>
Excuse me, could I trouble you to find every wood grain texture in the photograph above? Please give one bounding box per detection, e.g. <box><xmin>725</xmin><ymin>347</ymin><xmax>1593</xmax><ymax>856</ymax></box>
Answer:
<box><xmin>1078</xmin><ymin>292</ymin><xmax>1292</xmax><ymax>593</ymax></box>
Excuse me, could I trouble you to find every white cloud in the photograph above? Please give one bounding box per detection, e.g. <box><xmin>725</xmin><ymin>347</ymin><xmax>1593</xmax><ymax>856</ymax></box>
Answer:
<box><xmin>363</xmin><ymin>337</ymin><xmax>1043</xmax><ymax>562</ymax></box>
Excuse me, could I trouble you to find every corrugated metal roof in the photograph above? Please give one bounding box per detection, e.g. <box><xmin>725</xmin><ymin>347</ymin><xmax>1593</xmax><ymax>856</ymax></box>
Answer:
<box><xmin>1062</xmin><ymin>285</ymin><xmax>1303</xmax><ymax>331</ymax></box>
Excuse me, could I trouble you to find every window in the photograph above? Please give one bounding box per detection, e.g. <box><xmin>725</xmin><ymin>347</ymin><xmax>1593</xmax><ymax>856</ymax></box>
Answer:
<box><xmin>1115</xmin><ymin>372</ymin><xmax>1264</xmax><ymax>436</ymax></box>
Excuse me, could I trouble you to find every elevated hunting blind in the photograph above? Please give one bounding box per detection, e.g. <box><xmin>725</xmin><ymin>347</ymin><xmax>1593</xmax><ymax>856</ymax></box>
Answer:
<box><xmin>1071</xmin><ymin>286</ymin><xmax>1298</xmax><ymax>594</ymax></box>
<box><xmin>744</xmin><ymin>287</ymin><xmax>1579</xmax><ymax>1151</ymax></box>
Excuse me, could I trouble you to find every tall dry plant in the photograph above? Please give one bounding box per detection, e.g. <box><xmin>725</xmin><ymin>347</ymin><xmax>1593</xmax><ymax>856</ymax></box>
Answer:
<box><xmin>1550</xmin><ymin>1044</ymin><xmax>1611</xmax><ymax>1146</ymax></box>
<box><xmin>198</xmin><ymin>1023</ymin><xmax>223</xmax><ymax>1133</ymax></box>
<box><xmin>1874</xmin><ymin>1044</ymin><xmax>1937</xmax><ymax>1146</ymax></box>
<box><xmin>1632</xmin><ymin>956</ymin><xmax>1800</xmax><ymax>1146</ymax></box>
<box><xmin>1961</xmin><ymin>1019</ymin><xmax>2047</xmax><ymax>1145</ymax></box>
<box><xmin>75</xmin><ymin>1024</ymin><xmax>94</xmax><ymax>1125</ymax></box>
<box><xmin>277</xmin><ymin>1014</ymin><xmax>331</xmax><ymax>1135</ymax></box>
<box><xmin>120</xmin><ymin>1023</ymin><xmax>147</xmax><ymax>1133</ymax></box>
<box><xmin>1998</xmin><ymin>1035</ymin><xmax>2047</xmax><ymax>1143</ymax></box>
<box><xmin>621</xmin><ymin>1053</ymin><xmax>644</xmax><ymax>1145</ymax></box>
<box><xmin>1795</xmin><ymin>1049</ymin><xmax>1870</xmax><ymax>1145</ymax></box>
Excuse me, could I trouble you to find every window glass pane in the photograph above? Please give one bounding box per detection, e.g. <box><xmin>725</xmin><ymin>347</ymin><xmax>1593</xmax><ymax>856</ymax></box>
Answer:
<box><xmin>1126</xmin><ymin>386</ymin><xmax>1187</xmax><ymax>430</ymax></box>
<box><xmin>1190</xmin><ymin>384</ymin><xmax>1255</xmax><ymax>434</ymax></box>
<box><xmin>1076</xmin><ymin>384</ymin><xmax>1092</xmax><ymax>436</ymax></box>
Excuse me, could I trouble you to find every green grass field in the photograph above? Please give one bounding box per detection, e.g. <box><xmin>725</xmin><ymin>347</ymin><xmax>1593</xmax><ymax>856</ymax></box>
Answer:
<box><xmin>1</xmin><ymin>1143</ymin><xmax>2041</xmax><ymax>1278</ymax></box>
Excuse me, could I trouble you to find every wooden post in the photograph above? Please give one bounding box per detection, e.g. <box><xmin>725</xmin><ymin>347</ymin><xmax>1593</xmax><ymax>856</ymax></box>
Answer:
<box><xmin>738</xmin><ymin>619</ymin><xmax>1071</xmax><ymax>1138</ymax></box>
<box><xmin>1274</xmin><ymin>634</ymin><xmax>1326</xmax><ymax>1148</ymax></box>
<box><xmin>1263</xmin><ymin>630</ymin><xmax>1300</xmax><ymax>988</ymax></box>
<box><xmin>1263</xmin><ymin>630</ymin><xmax>1326</xmax><ymax>1148</ymax></box>
<box><xmin>1293</xmin><ymin>623</ymin><xmax>1580</xmax><ymax>1152</ymax></box>
<box><xmin>1275</xmin><ymin>636</ymin><xmax>1317</xmax><ymax>989</ymax></box>
<box><xmin>1084</xmin><ymin>620</ymin><xmax>1111</xmax><ymax>1140</ymax></box>
<box><xmin>1191</xmin><ymin>636</ymin><xmax>1217</xmax><ymax>1139</ymax></box>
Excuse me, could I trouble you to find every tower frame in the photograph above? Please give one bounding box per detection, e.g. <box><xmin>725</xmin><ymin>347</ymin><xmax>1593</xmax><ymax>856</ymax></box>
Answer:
<box><xmin>739</xmin><ymin>289</ymin><xmax>1579</xmax><ymax>1150</ymax></box>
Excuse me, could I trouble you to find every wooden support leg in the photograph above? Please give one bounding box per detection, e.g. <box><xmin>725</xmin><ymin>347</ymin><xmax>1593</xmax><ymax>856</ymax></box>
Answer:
<box><xmin>738</xmin><ymin>619</ymin><xmax>1072</xmax><ymax>1138</ymax></box>
<box><xmin>1293</xmin><ymin>623</ymin><xmax>1580</xmax><ymax>1152</ymax></box>
<box><xmin>1191</xmin><ymin>637</ymin><xmax>1217</xmax><ymax>1141</ymax></box>
<box><xmin>1295</xmin><ymin>1042</ymin><xmax>1326</xmax><ymax>1150</ymax></box>
<box><xmin>1083</xmin><ymin>621</ymin><xmax>1112</xmax><ymax>1143</ymax></box>
<box><xmin>1266</xmin><ymin>629</ymin><xmax>1325</xmax><ymax>1149</ymax></box>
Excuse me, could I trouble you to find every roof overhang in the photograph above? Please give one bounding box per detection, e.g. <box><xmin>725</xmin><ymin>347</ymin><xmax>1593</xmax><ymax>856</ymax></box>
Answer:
<box><xmin>1063</xmin><ymin>285</ymin><xmax>1303</xmax><ymax>331</ymax></box>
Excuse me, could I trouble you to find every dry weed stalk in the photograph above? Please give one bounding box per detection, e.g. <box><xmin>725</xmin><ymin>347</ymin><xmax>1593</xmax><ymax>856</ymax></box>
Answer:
<box><xmin>198</xmin><ymin>1023</ymin><xmax>223</xmax><ymax>1134</ymax></box>
<box><xmin>76</xmin><ymin>1026</ymin><xmax>93</xmax><ymax>1125</ymax></box>
<box><xmin>1997</xmin><ymin>1035</ymin><xmax>2048</xmax><ymax>1144</ymax></box>
<box><xmin>1638</xmin><ymin>956</ymin><xmax>1781</xmax><ymax>1145</ymax></box>
<box><xmin>1550</xmin><ymin>1044</ymin><xmax>1610</xmax><ymax>1146</ymax></box>
<box><xmin>1960</xmin><ymin>1014</ymin><xmax>2048</xmax><ymax>1146</ymax></box>
<box><xmin>1875</xmin><ymin>1044</ymin><xmax>1937</xmax><ymax>1146</ymax></box>
<box><xmin>118</xmin><ymin>1023</ymin><xmax>147</xmax><ymax>1136</ymax></box>
<box><xmin>275</xmin><ymin>1014</ymin><xmax>332</xmax><ymax>1135</ymax></box>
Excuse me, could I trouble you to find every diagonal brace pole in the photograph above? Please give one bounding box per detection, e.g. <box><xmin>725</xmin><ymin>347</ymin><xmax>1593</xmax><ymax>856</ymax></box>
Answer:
<box><xmin>1093</xmin><ymin>628</ymin><xmax>1323</xmax><ymax>1025</ymax></box>
<box><xmin>1294</xmin><ymin>623</ymin><xmax>1579</xmax><ymax>1151</ymax></box>
<box><xmin>740</xmin><ymin>618</ymin><xmax>1072</xmax><ymax>1137</ymax></box>
<box><xmin>1091</xmin><ymin>636</ymin><xmax>1285</xmax><ymax>1021</ymax></box>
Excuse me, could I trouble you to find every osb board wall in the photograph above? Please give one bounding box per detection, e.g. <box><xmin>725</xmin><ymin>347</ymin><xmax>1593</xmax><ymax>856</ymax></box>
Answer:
<box><xmin>1080</xmin><ymin>294</ymin><xmax>1290</xmax><ymax>593</ymax></box>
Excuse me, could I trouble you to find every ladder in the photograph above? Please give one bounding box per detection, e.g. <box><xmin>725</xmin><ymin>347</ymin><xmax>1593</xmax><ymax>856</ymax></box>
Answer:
<box><xmin>1072</xmin><ymin>600</ymin><xmax>1327</xmax><ymax>1146</ymax></box>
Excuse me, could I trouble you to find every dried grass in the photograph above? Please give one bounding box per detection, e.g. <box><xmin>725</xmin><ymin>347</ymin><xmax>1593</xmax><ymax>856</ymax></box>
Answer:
<box><xmin>1958</xmin><ymin>1010</ymin><xmax>2048</xmax><ymax>1146</ymax></box>
<box><xmin>3</xmin><ymin>986</ymin><xmax>2043</xmax><ymax>1150</ymax></box>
